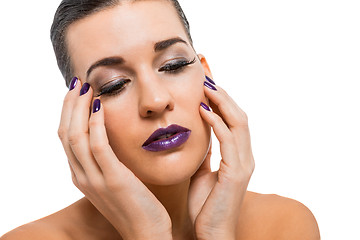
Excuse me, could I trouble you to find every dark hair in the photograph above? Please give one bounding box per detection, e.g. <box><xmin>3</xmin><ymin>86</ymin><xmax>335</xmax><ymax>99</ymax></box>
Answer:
<box><xmin>50</xmin><ymin>0</ymin><xmax>193</xmax><ymax>87</ymax></box>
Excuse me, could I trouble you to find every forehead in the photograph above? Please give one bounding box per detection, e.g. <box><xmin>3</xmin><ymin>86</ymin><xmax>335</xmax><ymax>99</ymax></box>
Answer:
<box><xmin>66</xmin><ymin>0</ymin><xmax>189</xmax><ymax>75</ymax></box>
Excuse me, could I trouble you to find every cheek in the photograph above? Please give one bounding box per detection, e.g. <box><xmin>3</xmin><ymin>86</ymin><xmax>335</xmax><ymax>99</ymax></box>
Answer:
<box><xmin>174</xmin><ymin>70</ymin><xmax>207</xmax><ymax>110</ymax></box>
<box><xmin>102</xmin><ymin>98</ymin><xmax>139</xmax><ymax>156</ymax></box>
<box><xmin>174</xmin><ymin>70</ymin><xmax>211</xmax><ymax>160</ymax></box>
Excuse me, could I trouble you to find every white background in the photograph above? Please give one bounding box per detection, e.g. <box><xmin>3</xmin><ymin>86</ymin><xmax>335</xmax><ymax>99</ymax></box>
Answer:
<box><xmin>0</xmin><ymin>0</ymin><xmax>359</xmax><ymax>239</ymax></box>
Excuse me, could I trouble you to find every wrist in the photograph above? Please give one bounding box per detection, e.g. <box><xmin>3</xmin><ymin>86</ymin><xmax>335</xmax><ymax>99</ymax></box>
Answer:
<box><xmin>113</xmin><ymin>214</ymin><xmax>172</xmax><ymax>240</ymax></box>
<box><xmin>196</xmin><ymin>230</ymin><xmax>236</xmax><ymax>240</ymax></box>
<box><xmin>198</xmin><ymin>235</ymin><xmax>235</xmax><ymax>240</ymax></box>
<box><xmin>120</xmin><ymin>223</ymin><xmax>173</xmax><ymax>240</ymax></box>
<box><xmin>123</xmin><ymin>232</ymin><xmax>172</xmax><ymax>240</ymax></box>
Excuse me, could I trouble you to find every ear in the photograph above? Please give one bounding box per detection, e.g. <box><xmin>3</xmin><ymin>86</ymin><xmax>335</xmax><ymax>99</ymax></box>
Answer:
<box><xmin>198</xmin><ymin>54</ymin><xmax>213</xmax><ymax>79</ymax></box>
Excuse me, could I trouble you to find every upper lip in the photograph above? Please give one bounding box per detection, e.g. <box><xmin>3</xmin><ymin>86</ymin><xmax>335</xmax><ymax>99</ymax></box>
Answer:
<box><xmin>142</xmin><ymin>124</ymin><xmax>191</xmax><ymax>147</ymax></box>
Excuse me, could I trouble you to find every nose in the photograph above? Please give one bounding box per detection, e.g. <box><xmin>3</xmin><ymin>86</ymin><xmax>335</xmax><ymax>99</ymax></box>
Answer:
<box><xmin>138</xmin><ymin>74</ymin><xmax>174</xmax><ymax>118</ymax></box>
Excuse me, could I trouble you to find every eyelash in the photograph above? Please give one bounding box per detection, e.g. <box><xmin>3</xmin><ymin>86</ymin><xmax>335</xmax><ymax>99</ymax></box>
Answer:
<box><xmin>97</xmin><ymin>79</ymin><xmax>130</xmax><ymax>97</ymax></box>
<box><xmin>158</xmin><ymin>57</ymin><xmax>196</xmax><ymax>73</ymax></box>
<box><xmin>98</xmin><ymin>57</ymin><xmax>196</xmax><ymax>97</ymax></box>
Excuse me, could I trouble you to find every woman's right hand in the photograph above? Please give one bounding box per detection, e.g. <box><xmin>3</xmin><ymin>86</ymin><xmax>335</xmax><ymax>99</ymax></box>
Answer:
<box><xmin>57</xmin><ymin>78</ymin><xmax>172</xmax><ymax>240</ymax></box>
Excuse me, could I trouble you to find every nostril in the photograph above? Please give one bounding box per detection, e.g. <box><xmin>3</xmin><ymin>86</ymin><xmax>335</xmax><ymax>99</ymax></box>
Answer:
<box><xmin>147</xmin><ymin>110</ymin><xmax>152</xmax><ymax>115</ymax></box>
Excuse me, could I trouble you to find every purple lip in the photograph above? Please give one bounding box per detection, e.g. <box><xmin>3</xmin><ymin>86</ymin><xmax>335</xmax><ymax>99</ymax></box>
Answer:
<box><xmin>142</xmin><ymin>124</ymin><xmax>191</xmax><ymax>152</ymax></box>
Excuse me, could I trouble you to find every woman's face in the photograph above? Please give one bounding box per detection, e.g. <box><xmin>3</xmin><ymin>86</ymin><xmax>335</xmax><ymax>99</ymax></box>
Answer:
<box><xmin>66</xmin><ymin>0</ymin><xmax>211</xmax><ymax>185</ymax></box>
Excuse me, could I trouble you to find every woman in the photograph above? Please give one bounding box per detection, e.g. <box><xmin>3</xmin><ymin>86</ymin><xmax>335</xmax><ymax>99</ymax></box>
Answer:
<box><xmin>1</xmin><ymin>0</ymin><xmax>320</xmax><ymax>239</ymax></box>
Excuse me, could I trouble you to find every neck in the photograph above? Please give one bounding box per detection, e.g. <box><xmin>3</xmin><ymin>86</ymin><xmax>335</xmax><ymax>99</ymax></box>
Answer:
<box><xmin>145</xmin><ymin>179</ymin><xmax>195</xmax><ymax>240</ymax></box>
<box><xmin>81</xmin><ymin>179</ymin><xmax>195</xmax><ymax>240</ymax></box>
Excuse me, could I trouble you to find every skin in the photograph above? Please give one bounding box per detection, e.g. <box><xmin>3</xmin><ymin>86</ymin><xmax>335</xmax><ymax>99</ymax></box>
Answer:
<box><xmin>1</xmin><ymin>1</ymin><xmax>320</xmax><ymax>240</ymax></box>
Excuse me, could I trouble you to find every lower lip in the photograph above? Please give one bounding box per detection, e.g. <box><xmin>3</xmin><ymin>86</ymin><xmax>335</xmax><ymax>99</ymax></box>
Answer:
<box><xmin>142</xmin><ymin>131</ymin><xmax>191</xmax><ymax>152</ymax></box>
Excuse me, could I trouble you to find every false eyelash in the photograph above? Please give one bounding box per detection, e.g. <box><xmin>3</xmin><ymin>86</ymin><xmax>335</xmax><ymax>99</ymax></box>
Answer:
<box><xmin>97</xmin><ymin>79</ymin><xmax>130</xmax><ymax>97</ymax></box>
<box><xmin>158</xmin><ymin>57</ymin><xmax>196</xmax><ymax>73</ymax></box>
<box><xmin>96</xmin><ymin>58</ymin><xmax>196</xmax><ymax>97</ymax></box>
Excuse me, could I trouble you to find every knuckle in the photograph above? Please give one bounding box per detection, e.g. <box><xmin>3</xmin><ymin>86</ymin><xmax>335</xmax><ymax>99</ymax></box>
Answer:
<box><xmin>87</xmin><ymin>178</ymin><xmax>103</xmax><ymax>191</ymax></box>
<box><xmin>218</xmin><ymin>131</ymin><xmax>233</xmax><ymax>144</ymax></box>
<box><xmin>104</xmin><ymin>179</ymin><xmax>121</xmax><ymax>192</ymax></box>
<box><xmin>88</xmin><ymin>118</ymin><xmax>99</xmax><ymax>129</ymax></box>
<box><xmin>77</xmin><ymin>178</ymin><xmax>86</xmax><ymax>188</ymax></box>
<box><xmin>104</xmin><ymin>175</ymin><xmax>125</xmax><ymax>191</ymax></box>
<box><xmin>75</xmin><ymin>177</ymin><xmax>88</xmax><ymax>190</ymax></box>
<box><xmin>71</xmin><ymin>175</ymin><xmax>79</xmax><ymax>187</ymax></box>
<box><xmin>244</xmin><ymin>167</ymin><xmax>253</xmax><ymax>180</ymax></box>
<box><xmin>91</xmin><ymin>142</ymin><xmax>107</xmax><ymax>155</ymax></box>
<box><xmin>250</xmin><ymin>158</ymin><xmax>255</xmax><ymax>173</ymax></box>
<box><xmin>57</xmin><ymin>127</ymin><xmax>67</xmax><ymax>141</ymax></box>
<box><xmin>68</xmin><ymin>132</ymin><xmax>82</xmax><ymax>146</ymax></box>
<box><xmin>212</xmin><ymin>115</ymin><xmax>224</xmax><ymax>128</ymax></box>
<box><xmin>242</xmin><ymin>163</ymin><xmax>254</xmax><ymax>181</ymax></box>
<box><xmin>236</xmin><ymin>110</ymin><xmax>249</xmax><ymax>127</ymax></box>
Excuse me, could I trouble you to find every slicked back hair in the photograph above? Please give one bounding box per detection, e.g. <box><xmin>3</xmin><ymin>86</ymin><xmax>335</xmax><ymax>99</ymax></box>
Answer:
<box><xmin>50</xmin><ymin>0</ymin><xmax>193</xmax><ymax>87</ymax></box>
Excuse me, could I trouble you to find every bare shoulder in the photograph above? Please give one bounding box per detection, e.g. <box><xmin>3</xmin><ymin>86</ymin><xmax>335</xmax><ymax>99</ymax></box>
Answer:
<box><xmin>0</xmin><ymin>220</ymin><xmax>70</xmax><ymax>240</ymax></box>
<box><xmin>1</xmin><ymin>198</ymin><xmax>120</xmax><ymax>240</ymax></box>
<box><xmin>0</xmin><ymin>199</ymin><xmax>81</xmax><ymax>240</ymax></box>
<box><xmin>0</xmin><ymin>198</ymin><xmax>88</xmax><ymax>240</ymax></box>
<box><xmin>238</xmin><ymin>191</ymin><xmax>320</xmax><ymax>240</ymax></box>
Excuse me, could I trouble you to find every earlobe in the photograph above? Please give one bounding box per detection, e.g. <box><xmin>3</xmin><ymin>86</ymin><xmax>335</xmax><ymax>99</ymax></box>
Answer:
<box><xmin>198</xmin><ymin>54</ymin><xmax>213</xmax><ymax>79</ymax></box>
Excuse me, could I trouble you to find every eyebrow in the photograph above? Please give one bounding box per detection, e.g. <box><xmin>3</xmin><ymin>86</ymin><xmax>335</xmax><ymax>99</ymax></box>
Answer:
<box><xmin>86</xmin><ymin>37</ymin><xmax>188</xmax><ymax>79</ymax></box>
<box><xmin>154</xmin><ymin>37</ymin><xmax>187</xmax><ymax>52</ymax></box>
<box><xmin>86</xmin><ymin>57</ymin><xmax>124</xmax><ymax>78</ymax></box>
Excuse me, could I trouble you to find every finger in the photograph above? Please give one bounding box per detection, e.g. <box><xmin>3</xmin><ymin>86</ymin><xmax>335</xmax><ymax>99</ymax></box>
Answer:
<box><xmin>231</xmin><ymin>127</ymin><xmax>254</xmax><ymax>171</ymax></box>
<box><xmin>58</xmin><ymin>77</ymin><xmax>84</xmax><ymax>176</ymax></box>
<box><xmin>204</xmin><ymin>80</ymin><xmax>248</xmax><ymax>130</ymax></box>
<box><xmin>199</xmin><ymin>102</ymin><xmax>239</xmax><ymax>169</ymax></box>
<box><xmin>68</xmin><ymin>82</ymin><xmax>101</xmax><ymax>176</ymax></box>
<box><xmin>89</xmin><ymin>99</ymin><xmax>128</xmax><ymax>178</ymax></box>
<box><xmin>204</xmin><ymin>80</ymin><xmax>253</xmax><ymax>168</ymax></box>
<box><xmin>68</xmin><ymin>159</ymin><xmax>79</xmax><ymax>187</ymax></box>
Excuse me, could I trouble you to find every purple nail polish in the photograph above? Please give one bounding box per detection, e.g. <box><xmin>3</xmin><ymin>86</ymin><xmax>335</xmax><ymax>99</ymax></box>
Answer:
<box><xmin>93</xmin><ymin>99</ymin><xmax>101</xmax><ymax>113</ymax></box>
<box><xmin>205</xmin><ymin>76</ymin><xmax>216</xmax><ymax>85</ymax></box>
<box><xmin>201</xmin><ymin>102</ymin><xmax>211</xmax><ymax>111</ymax></box>
<box><xmin>80</xmin><ymin>83</ymin><xmax>90</xmax><ymax>96</ymax></box>
<box><xmin>69</xmin><ymin>77</ymin><xmax>78</xmax><ymax>91</ymax></box>
<box><xmin>204</xmin><ymin>81</ymin><xmax>217</xmax><ymax>91</ymax></box>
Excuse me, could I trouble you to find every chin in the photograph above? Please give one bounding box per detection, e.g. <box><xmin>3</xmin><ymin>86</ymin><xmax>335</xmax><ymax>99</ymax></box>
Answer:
<box><xmin>108</xmin><ymin>118</ymin><xmax>211</xmax><ymax>186</ymax></box>
<box><xmin>129</xmin><ymin>131</ymin><xmax>211</xmax><ymax>186</ymax></box>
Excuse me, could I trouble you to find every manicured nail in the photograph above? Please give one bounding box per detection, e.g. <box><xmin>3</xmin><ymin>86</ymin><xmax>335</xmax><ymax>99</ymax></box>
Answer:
<box><xmin>204</xmin><ymin>81</ymin><xmax>217</xmax><ymax>91</ymax></box>
<box><xmin>205</xmin><ymin>76</ymin><xmax>216</xmax><ymax>85</ymax></box>
<box><xmin>80</xmin><ymin>83</ymin><xmax>90</xmax><ymax>96</ymax></box>
<box><xmin>69</xmin><ymin>77</ymin><xmax>78</xmax><ymax>91</ymax></box>
<box><xmin>93</xmin><ymin>99</ymin><xmax>101</xmax><ymax>113</ymax></box>
<box><xmin>201</xmin><ymin>102</ymin><xmax>211</xmax><ymax>111</ymax></box>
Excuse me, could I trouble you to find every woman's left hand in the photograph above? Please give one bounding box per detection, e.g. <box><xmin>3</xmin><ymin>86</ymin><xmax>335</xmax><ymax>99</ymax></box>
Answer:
<box><xmin>188</xmin><ymin>77</ymin><xmax>255</xmax><ymax>240</ymax></box>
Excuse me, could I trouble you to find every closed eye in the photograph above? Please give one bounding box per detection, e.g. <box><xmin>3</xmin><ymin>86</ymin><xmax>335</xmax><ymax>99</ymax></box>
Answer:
<box><xmin>158</xmin><ymin>57</ymin><xmax>196</xmax><ymax>73</ymax></box>
<box><xmin>97</xmin><ymin>78</ymin><xmax>130</xmax><ymax>97</ymax></box>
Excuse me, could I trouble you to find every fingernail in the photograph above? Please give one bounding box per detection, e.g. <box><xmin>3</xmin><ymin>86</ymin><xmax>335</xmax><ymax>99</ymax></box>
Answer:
<box><xmin>204</xmin><ymin>81</ymin><xmax>217</xmax><ymax>91</ymax></box>
<box><xmin>69</xmin><ymin>77</ymin><xmax>78</xmax><ymax>91</ymax></box>
<box><xmin>93</xmin><ymin>99</ymin><xmax>101</xmax><ymax>113</ymax></box>
<box><xmin>80</xmin><ymin>83</ymin><xmax>90</xmax><ymax>96</ymax></box>
<box><xmin>205</xmin><ymin>76</ymin><xmax>216</xmax><ymax>85</ymax></box>
<box><xmin>201</xmin><ymin>102</ymin><xmax>211</xmax><ymax>111</ymax></box>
